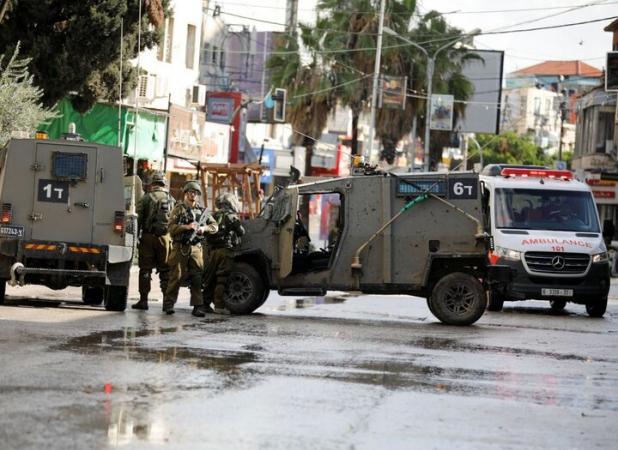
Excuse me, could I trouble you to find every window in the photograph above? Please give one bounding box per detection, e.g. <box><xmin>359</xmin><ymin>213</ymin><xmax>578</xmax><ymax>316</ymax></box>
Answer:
<box><xmin>185</xmin><ymin>24</ymin><xmax>196</xmax><ymax>69</ymax></box>
<box><xmin>291</xmin><ymin>193</ymin><xmax>343</xmax><ymax>273</ymax></box>
<box><xmin>165</xmin><ymin>18</ymin><xmax>174</xmax><ymax>63</ymax></box>
<box><xmin>494</xmin><ymin>188</ymin><xmax>599</xmax><ymax>233</ymax></box>
<box><xmin>596</xmin><ymin>112</ymin><xmax>615</xmax><ymax>153</ymax></box>
<box><xmin>52</xmin><ymin>152</ymin><xmax>88</xmax><ymax>180</ymax></box>
<box><xmin>211</xmin><ymin>46</ymin><xmax>218</xmax><ymax>64</ymax></box>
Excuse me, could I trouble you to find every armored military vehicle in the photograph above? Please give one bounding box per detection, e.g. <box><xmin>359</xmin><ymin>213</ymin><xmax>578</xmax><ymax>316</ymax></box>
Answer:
<box><xmin>0</xmin><ymin>137</ymin><xmax>134</xmax><ymax>310</ymax></box>
<box><xmin>222</xmin><ymin>169</ymin><xmax>508</xmax><ymax>325</ymax></box>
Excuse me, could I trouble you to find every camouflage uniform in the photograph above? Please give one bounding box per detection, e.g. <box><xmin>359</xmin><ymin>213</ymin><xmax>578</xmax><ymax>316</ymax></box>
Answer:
<box><xmin>163</xmin><ymin>182</ymin><xmax>217</xmax><ymax>314</ymax></box>
<box><xmin>203</xmin><ymin>193</ymin><xmax>246</xmax><ymax>312</ymax></box>
<box><xmin>133</xmin><ymin>174</ymin><xmax>173</xmax><ymax>310</ymax></box>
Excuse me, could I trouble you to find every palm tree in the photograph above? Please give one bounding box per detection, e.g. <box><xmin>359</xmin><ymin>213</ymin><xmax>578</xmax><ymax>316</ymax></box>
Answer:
<box><xmin>268</xmin><ymin>24</ymin><xmax>336</xmax><ymax>177</ymax></box>
<box><xmin>316</xmin><ymin>0</ymin><xmax>416</xmax><ymax>156</ymax></box>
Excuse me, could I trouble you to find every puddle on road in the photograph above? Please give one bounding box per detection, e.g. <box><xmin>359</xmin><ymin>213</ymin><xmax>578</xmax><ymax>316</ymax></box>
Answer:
<box><xmin>408</xmin><ymin>336</ymin><xmax>617</xmax><ymax>364</ymax></box>
<box><xmin>54</xmin><ymin>325</ymin><xmax>259</xmax><ymax>378</ymax></box>
<box><xmin>275</xmin><ymin>295</ymin><xmax>347</xmax><ymax>311</ymax></box>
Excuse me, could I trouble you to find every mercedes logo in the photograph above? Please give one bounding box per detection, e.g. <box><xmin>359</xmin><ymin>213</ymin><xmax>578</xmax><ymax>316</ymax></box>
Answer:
<box><xmin>551</xmin><ymin>255</ymin><xmax>566</xmax><ymax>270</ymax></box>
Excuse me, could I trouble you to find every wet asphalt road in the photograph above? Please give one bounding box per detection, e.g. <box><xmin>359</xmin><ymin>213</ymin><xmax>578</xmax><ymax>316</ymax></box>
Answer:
<box><xmin>1</xmin><ymin>270</ymin><xmax>618</xmax><ymax>449</ymax></box>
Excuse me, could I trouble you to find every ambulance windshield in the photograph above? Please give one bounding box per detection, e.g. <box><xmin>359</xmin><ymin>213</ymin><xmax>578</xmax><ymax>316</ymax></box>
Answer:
<box><xmin>494</xmin><ymin>188</ymin><xmax>600</xmax><ymax>233</ymax></box>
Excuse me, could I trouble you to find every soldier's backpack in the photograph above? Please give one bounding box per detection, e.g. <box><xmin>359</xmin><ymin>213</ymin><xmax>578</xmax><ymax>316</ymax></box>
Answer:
<box><xmin>147</xmin><ymin>193</ymin><xmax>173</xmax><ymax>236</ymax></box>
<box><xmin>207</xmin><ymin>210</ymin><xmax>241</xmax><ymax>248</ymax></box>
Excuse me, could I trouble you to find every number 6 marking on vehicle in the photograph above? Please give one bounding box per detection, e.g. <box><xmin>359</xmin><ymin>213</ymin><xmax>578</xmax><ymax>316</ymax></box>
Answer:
<box><xmin>448</xmin><ymin>178</ymin><xmax>477</xmax><ymax>199</ymax></box>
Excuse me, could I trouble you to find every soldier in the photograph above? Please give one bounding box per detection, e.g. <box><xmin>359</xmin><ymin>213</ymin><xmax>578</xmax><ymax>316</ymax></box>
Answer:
<box><xmin>163</xmin><ymin>180</ymin><xmax>218</xmax><ymax>316</ymax></box>
<box><xmin>132</xmin><ymin>171</ymin><xmax>173</xmax><ymax>311</ymax></box>
<box><xmin>203</xmin><ymin>192</ymin><xmax>245</xmax><ymax>315</ymax></box>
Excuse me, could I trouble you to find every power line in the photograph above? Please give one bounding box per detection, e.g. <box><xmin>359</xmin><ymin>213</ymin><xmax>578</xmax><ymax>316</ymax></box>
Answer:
<box><xmin>485</xmin><ymin>0</ymin><xmax>610</xmax><ymax>33</ymax></box>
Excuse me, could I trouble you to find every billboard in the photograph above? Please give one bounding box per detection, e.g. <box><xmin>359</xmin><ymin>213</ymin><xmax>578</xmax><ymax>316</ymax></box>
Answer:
<box><xmin>430</xmin><ymin>94</ymin><xmax>454</xmax><ymax>131</ymax></box>
<box><xmin>379</xmin><ymin>75</ymin><xmax>407</xmax><ymax>109</ymax></box>
<box><xmin>456</xmin><ymin>50</ymin><xmax>504</xmax><ymax>134</ymax></box>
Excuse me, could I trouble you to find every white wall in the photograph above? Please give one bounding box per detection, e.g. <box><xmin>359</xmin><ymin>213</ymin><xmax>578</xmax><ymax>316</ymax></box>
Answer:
<box><xmin>127</xmin><ymin>0</ymin><xmax>204</xmax><ymax>110</ymax></box>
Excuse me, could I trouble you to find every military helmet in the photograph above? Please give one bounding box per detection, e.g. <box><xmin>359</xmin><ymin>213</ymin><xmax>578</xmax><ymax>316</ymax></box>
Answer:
<box><xmin>215</xmin><ymin>192</ymin><xmax>240</xmax><ymax>213</ymax></box>
<box><xmin>183</xmin><ymin>180</ymin><xmax>201</xmax><ymax>194</ymax></box>
<box><xmin>151</xmin><ymin>171</ymin><xmax>166</xmax><ymax>186</ymax></box>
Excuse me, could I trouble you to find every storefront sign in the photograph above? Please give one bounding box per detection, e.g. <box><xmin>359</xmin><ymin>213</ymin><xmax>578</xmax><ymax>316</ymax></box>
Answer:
<box><xmin>592</xmin><ymin>190</ymin><xmax>616</xmax><ymax>199</ymax></box>
<box><xmin>207</xmin><ymin>97</ymin><xmax>235</xmax><ymax>124</ymax></box>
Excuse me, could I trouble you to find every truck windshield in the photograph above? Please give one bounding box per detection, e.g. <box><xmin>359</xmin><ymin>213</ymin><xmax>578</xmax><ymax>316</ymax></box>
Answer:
<box><xmin>494</xmin><ymin>188</ymin><xmax>600</xmax><ymax>232</ymax></box>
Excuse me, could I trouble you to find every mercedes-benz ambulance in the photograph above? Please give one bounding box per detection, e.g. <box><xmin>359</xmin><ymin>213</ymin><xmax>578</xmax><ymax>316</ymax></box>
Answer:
<box><xmin>480</xmin><ymin>165</ymin><xmax>610</xmax><ymax>317</ymax></box>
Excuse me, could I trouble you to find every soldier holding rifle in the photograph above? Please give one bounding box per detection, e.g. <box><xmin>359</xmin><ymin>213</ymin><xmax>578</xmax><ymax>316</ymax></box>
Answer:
<box><xmin>162</xmin><ymin>180</ymin><xmax>217</xmax><ymax>317</ymax></box>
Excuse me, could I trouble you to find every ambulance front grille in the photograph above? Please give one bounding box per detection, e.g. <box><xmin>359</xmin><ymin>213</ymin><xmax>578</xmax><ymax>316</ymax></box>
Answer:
<box><xmin>524</xmin><ymin>252</ymin><xmax>590</xmax><ymax>275</ymax></box>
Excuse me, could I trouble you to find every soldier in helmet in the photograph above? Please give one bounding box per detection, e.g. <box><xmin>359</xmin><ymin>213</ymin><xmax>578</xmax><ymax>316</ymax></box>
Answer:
<box><xmin>162</xmin><ymin>180</ymin><xmax>218</xmax><ymax>316</ymax></box>
<box><xmin>132</xmin><ymin>171</ymin><xmax>174</xmax><ymax>310</ymax></box>
<box><xmin>203</xmin><ymin>192</ymin><xmax>245</xmax><ymax>315</ymax></box>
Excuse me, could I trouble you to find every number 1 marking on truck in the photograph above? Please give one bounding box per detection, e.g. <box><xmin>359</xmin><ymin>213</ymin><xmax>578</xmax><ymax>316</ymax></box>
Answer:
<box><xmin>37</xmin><ymin>179</ymin><xmax>70</xmax><ymax>203</ymax></box>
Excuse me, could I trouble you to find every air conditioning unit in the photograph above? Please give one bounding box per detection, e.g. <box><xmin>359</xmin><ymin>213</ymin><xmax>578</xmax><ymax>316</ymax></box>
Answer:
<box><xmin>137</xmin><ymin>74</ymin><xmax>156</xmax><ymax>100</ymax></box>
<box><xmin>190</xmin><ymin>84</ymin><xmax>206</xmax><ymax>106</ymax></box>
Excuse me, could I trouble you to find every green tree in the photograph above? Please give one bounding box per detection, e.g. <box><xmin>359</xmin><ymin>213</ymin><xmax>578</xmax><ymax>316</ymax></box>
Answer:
<box><xmin>0</xmin><ymin>45</ymin><xmax>57</xmax><ymax>145</ymax></box>
<box><xmin>467</xmin><ymin>132</ymin><xmax>553</xmax><ymax>167</ymax></box>
<box><xmin>0</xmin><ymin>0</ymin><xmax>169</xmax><ymax>113</ymax></box>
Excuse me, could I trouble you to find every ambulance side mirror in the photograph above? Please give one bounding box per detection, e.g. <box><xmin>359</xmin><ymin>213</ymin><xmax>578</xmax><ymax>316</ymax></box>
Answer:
<box><xmin>602</xmin><ymin>219</ymin><xmax>614</xmax><ymax>243</ymax></box>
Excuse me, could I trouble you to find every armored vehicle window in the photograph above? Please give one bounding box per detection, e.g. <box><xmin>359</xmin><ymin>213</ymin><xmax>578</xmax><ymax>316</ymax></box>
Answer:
<box><xmin>292</xmin><ymin>192</ymin><xmax>342</xmax><ymax>274</ymax></box>
<box><xmin>52</xmin><ymin>152</ymin><xmax>88</xmax><ymax>180</ymax></box>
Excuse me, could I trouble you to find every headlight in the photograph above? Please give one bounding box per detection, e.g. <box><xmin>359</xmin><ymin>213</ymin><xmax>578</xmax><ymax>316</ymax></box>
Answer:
<box><xmin>592</xmin><ymin>252</ymin><xmax>609</xmax><ymax>263</ymax></box>
<box><xmin>494</xmin><ymin>246</ymin><xmax>521</xmax><ymax>261</ymax></box>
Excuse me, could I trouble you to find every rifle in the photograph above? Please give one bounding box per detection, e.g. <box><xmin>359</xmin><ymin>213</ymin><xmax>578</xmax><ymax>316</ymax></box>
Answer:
<box><xmin>186</xmin><ymin>209</ymin><xmax>216</xmax><ymax>245</ymax></box>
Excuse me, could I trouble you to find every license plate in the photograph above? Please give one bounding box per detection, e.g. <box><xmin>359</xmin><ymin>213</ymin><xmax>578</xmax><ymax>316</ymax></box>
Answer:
<box><xmin>0</xmin><ymin>225</ymin><xmax>24</xmax><ymax>238</ymax></box>
<box><xmin>541</xmin><ymin>288</ymin><xmax>573</xmax><ymax>297</ymax></box>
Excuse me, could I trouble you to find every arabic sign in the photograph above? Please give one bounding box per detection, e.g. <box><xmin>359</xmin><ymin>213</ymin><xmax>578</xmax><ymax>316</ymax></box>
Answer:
<box><xmin>429</xmin><ymin>94</ymin><xmax>454</xmax><ymax>131</ymax></box>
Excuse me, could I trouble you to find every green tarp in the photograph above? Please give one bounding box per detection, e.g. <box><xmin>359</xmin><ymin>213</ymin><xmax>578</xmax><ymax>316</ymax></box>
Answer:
<box><xmin>39</xmin><ymin>98</ymin><xmax>166</xmax><ymax>161</ymax></box>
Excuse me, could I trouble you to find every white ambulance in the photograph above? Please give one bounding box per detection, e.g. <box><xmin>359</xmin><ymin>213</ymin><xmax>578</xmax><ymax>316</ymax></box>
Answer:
<box><xmin>480</xmin><ymin>165</ymin><xmax>611</xmax><ymax>317</ymax></box>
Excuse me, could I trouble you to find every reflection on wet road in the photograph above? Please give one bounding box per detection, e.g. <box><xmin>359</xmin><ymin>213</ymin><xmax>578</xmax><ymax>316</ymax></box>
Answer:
<box><xmin>1</xmin><ymin>293</ymin><xmax>617</xmax><ymax>449</ymax></box>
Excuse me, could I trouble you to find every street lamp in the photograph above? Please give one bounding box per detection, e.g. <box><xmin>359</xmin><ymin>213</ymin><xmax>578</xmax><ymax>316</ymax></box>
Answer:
<box><xmin>383</xmin><ymin>27</ymin><xmax>480</xmax><ymax>171</ymax></box>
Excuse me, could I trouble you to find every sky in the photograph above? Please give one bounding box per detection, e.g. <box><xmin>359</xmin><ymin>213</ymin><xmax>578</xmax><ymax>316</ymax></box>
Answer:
<box><xmin>213</xmin><ymin>0</ymin><xmax>617</xmax><ymax>74</ymax></box>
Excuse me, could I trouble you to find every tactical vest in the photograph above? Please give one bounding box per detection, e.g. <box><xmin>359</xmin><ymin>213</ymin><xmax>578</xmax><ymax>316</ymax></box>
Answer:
<box><xmin>206</xmin><ymin>210</ymin><xmax>241</xmax><ymax>249</ymax></box>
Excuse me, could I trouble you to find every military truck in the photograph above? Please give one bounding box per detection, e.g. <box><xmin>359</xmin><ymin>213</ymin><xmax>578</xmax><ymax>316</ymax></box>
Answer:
<box><xmin>0</xmin><ymin>137</ymin><xmax>134</xmax><ymax>310</ymax></box>
<box><xmin>222</xmin><ymin>169</ymin><xmax>508</xmax><ymax>325</ymax></box>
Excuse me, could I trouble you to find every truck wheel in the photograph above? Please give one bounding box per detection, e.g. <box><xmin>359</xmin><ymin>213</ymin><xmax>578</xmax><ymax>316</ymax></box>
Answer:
<box><xmin>430</xmin><ymin>272</ymin><xmax>486</xmax><ymax>325</ymax></box>
<box><xmin>0</xmin><ymin>278</ymin><xmax>6</xmax><ymax>305</ymax></box>
<box><xmin>82</xmin><ymin>286</ymin><xmax>104</xmax><ymax>306</ymax></box>
<box><xmin>104</xmin><ymin>285</ymin><xmax>128</xmax><ymax>312</ymax></box>
<box><xmin>549</xmin><ymin>300</ymin><xmax>566</xmax><ymax>312</ymax></box>
<box><xmin>585</xmin><ymin>297</ymin><xmax>607</xmax><ymax>318</ymax></box>
<box><xmin>486</xmin><ymin>290</ymin><xmax>505</xmax><ymax>312</ymax></box>
<box><xmin>426</xmin><ymin>297</ymin><xmax>437</xmax><ymax>316</ymax></box>
<box><xmin>224</xmin><ymin>263</ymin><xmax>265</xmax><ymax>314</ymax></box>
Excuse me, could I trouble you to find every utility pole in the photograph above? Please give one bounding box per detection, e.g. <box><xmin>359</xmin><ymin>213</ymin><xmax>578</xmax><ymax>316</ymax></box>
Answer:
<box><xmin>285</xmin><ymin>0</ymin><xmax>298</xmax><ymax>35</ymax></box>
<box><xmin>558</xmin><ymin>90</ymin><xmax>568</xmax><ymax>162</ymax></box>
<box><xmin>367</xmin><ymin>0</ymin><xmax>386</xmax><ymax>162</ymax></box>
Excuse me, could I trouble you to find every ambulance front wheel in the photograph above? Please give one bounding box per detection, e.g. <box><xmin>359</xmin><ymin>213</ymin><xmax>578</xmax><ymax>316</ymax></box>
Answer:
<box><xmin>585</xmin><ymin>296</ymin><xmax>607</xmax><ymax>318</ymax></box>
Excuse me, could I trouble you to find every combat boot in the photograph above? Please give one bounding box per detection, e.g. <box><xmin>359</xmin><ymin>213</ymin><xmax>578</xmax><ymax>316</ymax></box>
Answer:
<box><xmin>191</xmin><ymin>306</ymin><xmax>206</xmax><ymax>317</ymax></box>
<box><xmin>131</xmin><ymin>299</ymin><xmax>149</xmax><ymax>310</ymax></box>
<box><xmin>213</xmin><ymin>307</ymin><xmax>231</xmax><ymax>315</ymax></box>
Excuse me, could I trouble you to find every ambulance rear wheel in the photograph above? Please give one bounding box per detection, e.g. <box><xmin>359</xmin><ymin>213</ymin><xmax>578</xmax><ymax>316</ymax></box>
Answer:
<box><xmin>104</xmin><ymin>285</ymin><xmax>128</xmax><ymax>312</ymax></box>
<box><xmin>430</xmin><ymin>272</ymin><xmax>486</xmax><ymax>325</ymax></box>
<box><xmin>0</xmin><ymin>279</ymin><xmax>6</xmax><ymax>305</ymax></box>
<box><xmin>486</xmin><ymin>290</ymin><xmax>505</xmax><ymax>312</ymax></box>
<box><xmin>549</xmin><ymin>300</ymin><xmax>566</xmax><ymax>312</ymax></box>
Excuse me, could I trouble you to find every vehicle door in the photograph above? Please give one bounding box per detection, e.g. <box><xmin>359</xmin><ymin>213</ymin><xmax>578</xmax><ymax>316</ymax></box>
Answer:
<box><xmin>31</xmin><ymin>142</ymin><xmax>97</xmax><ymax>243</ymax></box>
<box><xmin>277</xmin><ymin>187</ymin><xmax>299</xmax><ymax>278</ymax></box>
